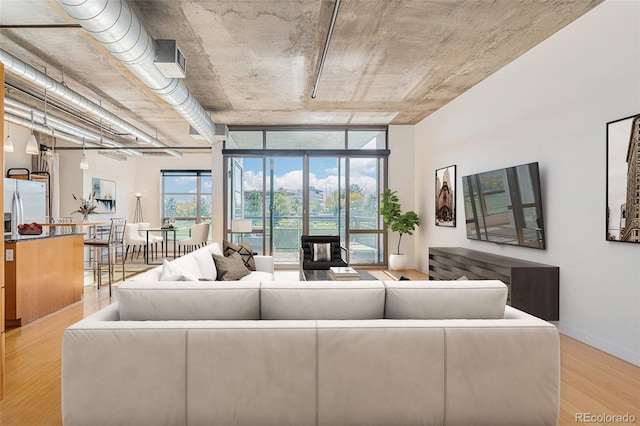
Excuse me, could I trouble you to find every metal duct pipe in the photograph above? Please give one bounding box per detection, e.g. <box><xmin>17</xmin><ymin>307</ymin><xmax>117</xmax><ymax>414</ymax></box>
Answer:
<box><xmin>4</xmin><ymin>112</ymin><xmax>98</xmax><ymax>147</ymax></box>
<box><xmin>5</xmin><ymin>97</ymin><xmax>144</xmax><ymax>155</ymax></box>
<box><xmin>55</xmin><ymin>0</ymin><xmax>218</xmax><ymax>144</ymax></box>
<box><xmin>5</xmin><ymin>112</ymin><xmax>146</xmax><ymax>157</ymax></box>
<box><xmin>0</xmin><ymin>48</ymin><xmax>181</xmax><ymax>157</ymax></box>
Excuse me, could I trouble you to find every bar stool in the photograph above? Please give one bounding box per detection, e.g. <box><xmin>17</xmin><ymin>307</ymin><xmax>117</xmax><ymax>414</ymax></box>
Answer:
<box><xmin>84</xmin><ymin>218</ymin><xmax>127</xmax><ymax>297</ymax></box>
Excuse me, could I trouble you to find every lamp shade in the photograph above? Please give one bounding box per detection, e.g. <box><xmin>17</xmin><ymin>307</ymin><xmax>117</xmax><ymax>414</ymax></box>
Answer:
<box><xmin>231</xmin><ymin>219</ymin><xmax>252</xmax><ymax>233</ymax></box>
<box><xmin>79</xmin><ymin>153</ymin><xmax>89</xmax><ymax>169</ymax></box>
<box><xmin>4</xmin><ymin>134</ymin><xmax>14</xmax><ymax>152</ymax></box>
<box><xmin>26</xmin><ymin>133</ymin><xmax>38</xmax><ymax>155</ymax></box>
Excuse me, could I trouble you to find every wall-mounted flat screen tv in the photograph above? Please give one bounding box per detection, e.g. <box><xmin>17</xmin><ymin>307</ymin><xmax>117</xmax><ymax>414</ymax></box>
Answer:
<box><xmin>462</xmin><ymin>162</ymin><xmax>546</xmax><ymax>249</ymax></box>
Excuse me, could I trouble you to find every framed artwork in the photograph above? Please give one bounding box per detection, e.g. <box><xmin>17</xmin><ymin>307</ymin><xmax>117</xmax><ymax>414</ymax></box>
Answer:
<box><xmin>92</xmin><ymin>178</ymin><xmax>117</xmax><ymax>214</ymax></box>
<box><xmin>435</xmin><ymin>165</ymin><xmax>456</xmax><ymax>227</ymax></box>
<box><xmin>606</xmin><ymin>113</ymin><xmax>640</xmax><ymax>243</ymax></box>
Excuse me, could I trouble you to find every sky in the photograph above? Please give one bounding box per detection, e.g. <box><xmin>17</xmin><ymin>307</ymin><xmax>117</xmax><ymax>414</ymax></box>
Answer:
<box><xmin>240</xmin><ymin>157</ymin><xmax>379</xmax><ymax>195</ymax></box>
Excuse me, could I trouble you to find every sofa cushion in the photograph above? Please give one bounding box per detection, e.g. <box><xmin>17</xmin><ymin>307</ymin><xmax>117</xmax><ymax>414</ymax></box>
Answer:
<box><xmin>384</xmin><ymin>280</ymin><xmax>508</xmax><ymax>319</ymax></box>
<box><xmin>223</xmin><ymin>240</ymin><xmax>256</xmax><ymax>271</ymax></box>
<box><xmin>117</xmin><ymin>281</ymin><xmax>261</xmax><ymax>320</ymax></box>
<box><xmin>241</xmin><ymin>271</ymin><xmax>273</xmax><ymax>281</ymax></box>
<box><xmin>190</xmin><ymin>246</ymin><xmax>218</xmax><ymax>279</ymax></box>
<box><xmin>187</xmin><ymin>322</ymin><xmax>317</xmax><ymax>425</ymax></box>
<box><xmin>261</xmin><ymin>281</ymin><xmax>385</xmax><ymax>320</ymax></box>
<box><xmin>165</xmin><ymin>254</ymin><xmax>201</xmax><ymax>278</ymax></box>
<box><xmin>212</xmin><ymin>252</ymin><xmax>250</xmax><ymax>280</ymax></box>
<box><xmin>159</xmin><ymin>259</ymin><xmax>199</xmax><ymax>281</ymax></box>
<box><xmin>317</xmin><ymin>321</ymin><xmax>445</xmax><ymax>425</ymax></box>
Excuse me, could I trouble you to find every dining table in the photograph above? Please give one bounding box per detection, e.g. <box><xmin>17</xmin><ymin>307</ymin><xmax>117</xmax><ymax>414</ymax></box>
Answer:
<box><xmin>141</xmin><ymin>226</ymin><xmax>179</xmax><ymax>264</ymax></box>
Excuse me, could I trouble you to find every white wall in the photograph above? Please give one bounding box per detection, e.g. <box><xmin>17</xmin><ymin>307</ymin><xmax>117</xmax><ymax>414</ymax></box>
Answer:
<box><xmin>388</xmin><ymin>125</ymin><xmax>418</xmax><ymax>267</ymax></box>
<box><xmin>413</xmin><ymin>0</ymin><xmax>640</xmax><ymax>365</ymax></box>
<box><xmin>59</xmin><ymin>149</ymin><xmax>136</xmax><ymax>222</ymax></box>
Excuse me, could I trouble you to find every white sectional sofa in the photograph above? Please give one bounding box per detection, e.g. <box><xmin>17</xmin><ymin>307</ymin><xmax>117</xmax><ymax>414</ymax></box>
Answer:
<box><xmin>62</xmin><ymin>272</ymin><xmax>561</xmax><ymax>425</ymax></box>
<box><xmin>128</xmin><ymin>242</ymin><xmax>275</xmax><ymax>282</ymax></box>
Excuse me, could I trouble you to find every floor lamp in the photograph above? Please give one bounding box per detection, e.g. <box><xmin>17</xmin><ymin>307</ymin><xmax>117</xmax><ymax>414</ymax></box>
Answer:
<box><xmin>231</xmin><ymin>219</ymin><xmax>252</xmax><ymax>244</ymax></box>
<box><xmin>133</xmin><ymin>193</ymin><xmax>143</xmax><ymax>223</ymax></box>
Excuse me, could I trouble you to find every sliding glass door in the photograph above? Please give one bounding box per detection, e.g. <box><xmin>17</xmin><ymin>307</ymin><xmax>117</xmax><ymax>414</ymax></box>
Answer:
<box><xmin>308</xmin><ymin>157</ymin><xmax>346</xmax><ymax>240</ymax></box>
<box><xmin>267</xmin><ymin>157</ymin><xmax>304</xmax><ymax>262</ymax></box>
<box><xmin>227</xmin><ymin>154</ymin><xmax>384</xmax><ymax>265</ymax></box>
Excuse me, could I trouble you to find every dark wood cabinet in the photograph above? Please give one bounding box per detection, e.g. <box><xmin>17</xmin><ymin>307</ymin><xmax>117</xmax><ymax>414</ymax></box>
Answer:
<box><xmin>428</xmin><ymin>247</ymin><xmax>559</xmax><ymax>321</ymax></box>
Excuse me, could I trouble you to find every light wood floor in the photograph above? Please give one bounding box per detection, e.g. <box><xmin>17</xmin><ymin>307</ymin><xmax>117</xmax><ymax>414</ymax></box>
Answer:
<box><xmin>1</xmin><ymin>270</ymin><xmax>638</xmax><ymax>425</ymax></box>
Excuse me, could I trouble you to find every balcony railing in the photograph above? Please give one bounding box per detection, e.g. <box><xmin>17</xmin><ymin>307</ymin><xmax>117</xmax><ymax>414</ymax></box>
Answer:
<box><xmin>235</xmin><ymin>215</ymin><xmax>382</xmax><ymax>264</ymax></box>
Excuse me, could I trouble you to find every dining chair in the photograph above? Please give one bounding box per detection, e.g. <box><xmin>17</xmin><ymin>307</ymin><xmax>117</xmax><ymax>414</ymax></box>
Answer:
<box><xmin>84</xmin><ymin>218</ymin><xmax>127</xmax><ymax>297</ymax></box>
<box><xmin>176</xmin><ymin>223</ymin><xmax>209</xmax><ymax>256</ymax></box>
<box><xmin>124</xmin><ymin>223</ymin><xmax>148</xmax><ymax>262</ymax></box>
<box><xmin>137</xmin><ymin>222</ymin><xmax>163</xmax><ymax>259</ymax></box>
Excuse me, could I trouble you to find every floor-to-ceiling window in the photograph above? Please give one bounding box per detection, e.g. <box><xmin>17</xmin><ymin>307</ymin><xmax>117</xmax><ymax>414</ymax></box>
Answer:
<box><xmin>224</xmin><ymin>127</ymin><xmax>388</xmax><ymax>266</ymax></box>
<box><xmin>161</xmin><ymin>170</ymin><xmax>212</xmax><ymax>239</ymax></box>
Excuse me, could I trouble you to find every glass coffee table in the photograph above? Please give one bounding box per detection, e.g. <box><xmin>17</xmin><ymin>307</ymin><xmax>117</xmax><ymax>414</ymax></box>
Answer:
<box><xmin>302</xmin><ymin>268</ymin><xmax>378</xmax><ymax>281</ymax></box>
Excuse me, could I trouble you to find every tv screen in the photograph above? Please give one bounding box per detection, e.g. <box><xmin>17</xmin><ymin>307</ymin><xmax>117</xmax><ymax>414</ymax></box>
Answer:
<box><xmin>462</xmin><ymin>162</ymin><xmax>546</xmax><ymax>249</ymax></box>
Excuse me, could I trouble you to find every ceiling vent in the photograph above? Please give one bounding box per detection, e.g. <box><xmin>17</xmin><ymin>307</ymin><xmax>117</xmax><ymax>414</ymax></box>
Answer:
<box><xmin>189</xmin><ymin>125</ymin><xmax>204</xmax><ymax>140</ymax></box>
<box><xmin>214</xmin><ymin>123</ymin><xmax>229</xmax><ymax>142</ymax></box>
<box><xmin>155</xmin><ymin>40</ymin><xmax>186</xmax><ymax>78</ymax></box>
<box><xmin>191</xmin><ymin>123</ymin><xmax>228</xmax><ymax>142</ymax></box>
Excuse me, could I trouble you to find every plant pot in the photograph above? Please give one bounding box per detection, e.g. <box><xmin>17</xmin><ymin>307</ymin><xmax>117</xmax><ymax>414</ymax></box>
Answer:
<box><xmin>388</xmin><ymin>254</ymin><xmax>407</xmax><ymax>271</ymax></box>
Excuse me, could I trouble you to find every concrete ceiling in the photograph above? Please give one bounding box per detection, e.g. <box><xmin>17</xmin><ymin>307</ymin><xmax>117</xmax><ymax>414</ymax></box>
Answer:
<box><xmin>1</xmin><ymin>0</ymin><xmax>603</xmax><ymax>150</ymax></box>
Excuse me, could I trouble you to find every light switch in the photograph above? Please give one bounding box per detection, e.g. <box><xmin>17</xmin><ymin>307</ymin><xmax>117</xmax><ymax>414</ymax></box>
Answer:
<box><xmin>6</xmin><ymin>249</ymin><xmax>14</xmax><ymax>262</ymax></box>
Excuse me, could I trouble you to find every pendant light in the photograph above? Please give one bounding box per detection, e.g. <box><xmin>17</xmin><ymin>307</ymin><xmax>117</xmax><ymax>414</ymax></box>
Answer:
<box><xmin>79</xmin><ymin>137</ymin><xmax>89</xmax><ymax>170</ymax></box>
<box><xmin>4</xmin><ymin>123</ymin><xmax>14</xmax><ymax>152</ymax></box>
<box><xmin>26</xmin><ymin>111</ymin><xmax>39</xmax><ymax>155</ymax></box>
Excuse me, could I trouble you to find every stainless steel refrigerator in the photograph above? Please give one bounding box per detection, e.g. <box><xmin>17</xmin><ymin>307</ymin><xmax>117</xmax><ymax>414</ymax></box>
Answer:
<box><xmin>4</xmin><ymin>178</ymin><xmax>48</xmax><ymax>237</ymax></box>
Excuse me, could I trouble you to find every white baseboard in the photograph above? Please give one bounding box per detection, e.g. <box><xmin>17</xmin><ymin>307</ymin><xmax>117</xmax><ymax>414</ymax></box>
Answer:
<box><xmin>559</xmin><ymin>322</ymin><xmax>640</xmax><ymax>367</ymax></box>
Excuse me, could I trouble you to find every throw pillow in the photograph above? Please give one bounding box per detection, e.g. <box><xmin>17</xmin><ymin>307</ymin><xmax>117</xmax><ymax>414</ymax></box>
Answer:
<box><xmin>159</xmin><ymin>259</ymin><xmax>199</xmax><ymax>281</ymax></box>
<box><xmin>313</xmin><ymin>242</ymin><xmax>332</xmax><ymax>262</ymax></box>
<box><xmin>223</xmin><ymin>240</ymin><xmax>256</xmax><ymax>271</ymax></box>
<box><xmin>212</xmin><ymin>252</ymin><xmax>250</xmax><ymax>281</ymax></box>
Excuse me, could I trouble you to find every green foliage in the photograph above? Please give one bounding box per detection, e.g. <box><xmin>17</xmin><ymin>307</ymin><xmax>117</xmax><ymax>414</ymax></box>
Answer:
<box><xmin>273</xmin><ymin>188</ymin><xmax>292</xmax><ymax>218</ymax></box>
<box><xmin>246</xmin><ymin>190</ymin><xmax>263</xmax><ymax>216</ymax></box>
<box><xmin>379</xmin><ymin>189</ymin><xmax>421</xmax><ymax>254</ymax></box>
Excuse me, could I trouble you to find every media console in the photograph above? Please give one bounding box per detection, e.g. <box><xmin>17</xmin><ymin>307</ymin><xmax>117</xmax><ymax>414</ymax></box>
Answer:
<box><xmin>428</xmin><ymin>247</ymin><xmax>559</xmax><ymax>321</ymax></box>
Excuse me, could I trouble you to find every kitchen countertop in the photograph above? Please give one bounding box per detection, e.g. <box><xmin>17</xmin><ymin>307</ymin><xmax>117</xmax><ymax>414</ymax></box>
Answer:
<box><xmin>4</xmin><ymin>232</ymin><xmax>85</xmax><ymax>243</ymax></box>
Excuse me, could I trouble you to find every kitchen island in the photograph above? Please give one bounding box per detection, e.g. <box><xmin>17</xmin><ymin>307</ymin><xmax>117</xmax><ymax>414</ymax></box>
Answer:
<box><xmin>4</xmin><ymin>233</ymin><xmax>84</xmax><ymax>327</ymax></box>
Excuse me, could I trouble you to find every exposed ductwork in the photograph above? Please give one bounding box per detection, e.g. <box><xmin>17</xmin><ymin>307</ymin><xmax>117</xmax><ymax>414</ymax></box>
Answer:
<box><xmin>4</xmin><ymin>112</ymin><xmax>98</xmax><ymax>147</ymax></box>
<box><xmin>0</xmin><ymin>48</ymin><xmax>182</xmax><ymax>158</ymax></box>
<box><xmin>5</xmin><ymin>97</ymin><xmax>144</xmax><ymax>156</ymax></box>
<box><xmin>55</xmin><ymin>0</ymin><xmax>218</xmax><ymax>144</ymax></box>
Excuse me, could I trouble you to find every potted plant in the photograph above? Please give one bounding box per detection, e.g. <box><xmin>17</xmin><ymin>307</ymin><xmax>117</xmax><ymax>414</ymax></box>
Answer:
<box><xmin>379</xmin><ymin>189</ymin><xmax>421</xmax><ymax>270</ymax></box>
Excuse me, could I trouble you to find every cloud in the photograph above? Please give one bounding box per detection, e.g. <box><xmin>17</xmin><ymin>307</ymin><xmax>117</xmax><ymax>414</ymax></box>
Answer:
<box><xmin>242</xmin><ymin>159</ymin><xmax>380</xmax><ymax>196</ymax></box>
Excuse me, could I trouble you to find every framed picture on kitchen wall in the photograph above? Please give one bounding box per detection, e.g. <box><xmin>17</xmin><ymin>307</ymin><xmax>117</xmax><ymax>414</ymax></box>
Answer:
<box><xmin>435</xmin><ymin>165</ymin><xmax>456</xmax><ymax>227</ymax></box>
<box><xmin>92</xmin><ymin>178</ymin><xmax>116</xmax><ymax>214</ymax></box>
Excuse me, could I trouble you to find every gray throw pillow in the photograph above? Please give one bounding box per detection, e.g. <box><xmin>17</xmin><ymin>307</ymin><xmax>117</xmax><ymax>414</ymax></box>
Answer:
<box><xmin>212</xmin><ymin>252</ymin><xmax>250</xmax><ymax>281</ymax></box>
<box><xmin>223</xmin><ymin>240</ymin><xmax>256</xmax><ymax>271</ymax></box>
